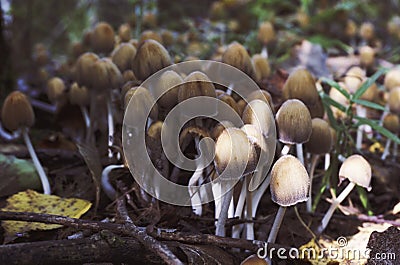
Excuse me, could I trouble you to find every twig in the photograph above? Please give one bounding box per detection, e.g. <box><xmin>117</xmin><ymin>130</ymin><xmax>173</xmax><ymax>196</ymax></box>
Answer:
<box><xmin>116</xmin><ymin>197</ymin><xmax>183</xmax><ymax>265</ymax></box>
<box><xmin>0</xmin><ymin>211</ymin><xmax>287</xmax><ymax>252</ymax></box>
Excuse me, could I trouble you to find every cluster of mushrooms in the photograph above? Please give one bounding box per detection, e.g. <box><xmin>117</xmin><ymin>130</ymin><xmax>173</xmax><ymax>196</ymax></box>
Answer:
<box><xmin>1</xmin><ymin>15</ymin><xmax>398</xmax><ymax>264</ymax></box>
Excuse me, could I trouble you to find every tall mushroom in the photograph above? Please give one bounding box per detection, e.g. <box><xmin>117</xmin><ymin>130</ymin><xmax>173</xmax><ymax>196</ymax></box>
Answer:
<box><xmin>317</xmin><ymin>154</ymin><xmax>372</xmax><ymax>234</ymax></box>
<box><xmin>268</xmin><ymin>155</ymin><xmax>309</xmax><ymax>243</ymax></box>
<box><xmin>1</xmin><ymin>91</ymin><xmax>51</xmax><ymax>194</ymax></box>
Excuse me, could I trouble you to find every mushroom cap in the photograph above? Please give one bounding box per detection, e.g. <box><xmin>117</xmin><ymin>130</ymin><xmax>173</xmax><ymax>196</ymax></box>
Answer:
<box><xmin>282</xmin><ymin>68</ymin><xmax>319</xmax><ymax>109</ymax></box>
<box><xmin>252</xmin><ymin>54</ymin><xmax>271</xmax><ymax>82</ymax></box>
<box><xmin>124</xmin><ymin>86</ymin><xmax>158</xmax><ymax>122</ymax></box>
<box><xmin>270</xmin><ymin>155</ymin><xmax>310</xmax><ymax>207</ymax></box>
<box><xmin>257</xmin><ymin>21</ymin><xmax>275</xmax><ymax>45</ymax></box>
<box><xmin>222</xmin><ymin>42</ymin><xmax>256</xmax><ymax>80</ymax></box>
<box><xmin>46</xmin><ymin>77</ymin><xmax>65</xmax><ymax>104</ymax></box>
<box><xmin>344</xmin><ymin>66</ymin><xmax>365</xmax><ymax>94</ymax></box>
<box><xmin>329</xmin><ymin>83</ymin><xmax>349</xmax><ymax>119</ymax></box>
<box><xmin>240</xmin><ymin>254</ymin><xmax>270</xmax><ymax>265</ymax></box>
<box><xmin>242</xmin><ymin>99</ymin><xmax>274</xmax><ymax>137</ymax></box>
<box><xmin>218</xmin><ymin>93</ymin><xmax>239</xmax><ymax>114</ymax></box>
<box><xmin>111</xmin><ymin>43</ymin><xmax>137</xmax><ymax>72</ymax></box>
<box><xmin>211</xmin><ymin>120</ymin><xmax>234</xmax><ymax>140</ymax></box>
<box><xmin>139</xmin><ymin>30</ymin><xmax>163</xmax><ymax>44</ymax></box>
<box><xmin>360</xmin><ymin>80</ymin><xmax>378</xmax><ymax>102</ymax></box>
<box><xmin>1</xmin><ymin>91</ymin><xmax>35</xmax><ymax>132</ymax></box>
<box><xmin>383</xmin><ymin>113</ymin><xmax>400</xmax><ymax>133</ymax></box>
<box><xmin>359</xmin><ymin>22</ymin><xmax>375</xmax><ymax>40</ymax></box>
<box><xmin>132</xmin><ymin>39</ymin><xmax>172</xmax><ymax>81</ymax></box>
<box><xmin>275</xmin><ymin>99</ymin><xmax>312</xmax><ymax>144</ymax></box>
<box><xmin>388</xmin><ymin>87</ymin><xmax>400</xmax><ymax>115</ymax></box>
<box><xmin>339</xmin><ymin>154</ymin><xmax>372</xmax><ymax>191</ymax></box>
<box><xmin>384</xmin><ymin>68</ymin><xmax>400</xmax><ymax>91</ymax></box>
<box><xmin>245</xmin><ymin>89</ymin><xmax>274</xmax><ymax>113</ymax></box>
<box><xmin>93</xmin><ymin>58</ymin><xmax>123</xmax><ymax>91</ymax></box>
<box><xmin>241</xmin><ymin>124</ymin><xmax>268</xmax><ymax>162</ymax></box>
<box><xmin>304</xmin><ymin>118</ymin><xmax>333</xmax><ymax>154</ymax></box>
<box><xmin>69</xmin><ymin>82</ymin><xmax>89</xmax><ymax>107</ymax></box>
<box><xmin>214</xmin><ymin>127</ymin><xmax>257</xmax><ymax>180</ymax></box>
<box><xmin>92</xmin><ymin>21</ymin><xmax>115</xmax><ymax>54</ymax></box>
<box><xmin>118</xmin><ymin>23</ymin><xmax>131</xmax><ymax>42</ymax></box>
<box><xmin>178</xmin><ymin>71</ymin><xmax>216</xmax><ymax>102</ymax></box>
<box><xmin>359</xmin><ymin>46</ymin><xmax>375</xmax><ymax>68</ymax></box>
<box><xmin>155</xmin><ymin>70</ymin><xmax>183</xmax><ymax>110</ymax></box>
<box><xmin>75</xmin><ymin>52</ymin><xmax>99</xmax><ymax>88</ymax></box>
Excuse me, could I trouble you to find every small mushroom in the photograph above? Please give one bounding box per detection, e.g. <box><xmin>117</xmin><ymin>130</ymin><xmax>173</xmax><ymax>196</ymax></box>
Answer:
<box><xmin>257</xmin><ymin>21</ymin><xmax>275</xmax><ymax>58</ymax></box>
<box><xmin>1</xmin><ymin>91</ymin><xmax>51</xmax><ymax>194</ymax></box>
<box><xmin>381</xmin><ymin>113</ymin><xmax>400</xmax><ymax>160</ymax></box>
<box><xmin>317</xmin><ymin>154</ymin><xmax>372</xmax><ymax>234</ymax></box>
<box><xmin>91</xmin><ymin>21</ymin><xmax>115</xmax><ymax>54</ymax></box>
<box><xmin>268</xmin><ymin>155</ymin><xmax>309</xmax><ymax>243</ymax></box>
<box><xmin>275</xmin><ymin>99</ymin><xmax>312</xmax><ymax>165</ymax></box>
<box><xmin>69</xmin><ymin>82</ymin><xmax>90</xmax><ymax>135</ymax></box>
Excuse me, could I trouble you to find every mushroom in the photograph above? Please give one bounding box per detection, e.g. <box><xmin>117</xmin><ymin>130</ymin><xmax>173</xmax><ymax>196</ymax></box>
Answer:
<box><xmin>384</xmin><ymin>67</ymin><xmax>400</xmax><ymax>92</ymax></box>
<box><xmin>304</xmin><ymin>118</ymin><xmax>333</xmax><ymax>212</ymax></box>
<box><xmin>359</xmin><ymin>46</ymin><xmax>375</xmax><ymax>69</ymax></box>
<box><xmin>317</xmin><ymin>154</ymin><xmax>372</xmax><ymax>234</ymax></box>
<box><xmin>268</xmin><ymin>155</ymin><xmax>309</xmax><ymax>243</ymax></box>
<box><xmin>1</xmin><ymin>91</ymin><xmax>51</xmax><ymax>194</ymax></box>
<box><xmin>381</xmin><ymin>113</ymin><xmax>400</xmax><ymax>160</ymax></box>
<box><xmin>257</xmin><ymin>21</ymin><xmax>275</xmax><ymax>59</ymax></box>
<box><xmin>275</xmin><ymin>99</ymin><xmax>312</xmax><ymax>164</ymax></box>
<box><xmin>241</xmin><ymin>254</ymin><xmax>271</xmax><ymax>265</ymax></box>
<box><xmin>359</xmin><ymin>22</ymin><xmax>375</xmax><ymax>45</ymax></box>
<box><xmin>252</xmin><ymin>54</ymin><xmax>271</xmax><ymax>83</ymax></box>
<box><xmin>111</xmin><ymin>43</ymin><xmax>137</xmax><ymax>73</ymax></box>
<box><xmin>214</xmin><ymin>127</ymin><xmax>257</xmax><ymax>236</ymax></box>
<box><xmin>69</xmin><ymin>82</ymin><xmax>90</xmax><ymax>137</ymax></box>
<box><xmin>132</xmin><ymin>39</ymin><xmax>172</xmax><ymax>81</ymax></box>
<box><xmin>91</xmin><ymin>21</ymin><xmax>115</xmax><ymax>54</ymax></box>
<box><xmin>118</xmin><ymin>23</ymin><xmax>131</xmax><ymax>43</ymax></box>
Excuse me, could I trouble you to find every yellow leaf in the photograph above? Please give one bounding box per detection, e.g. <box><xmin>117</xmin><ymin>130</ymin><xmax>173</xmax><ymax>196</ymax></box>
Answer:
<box><xmin>369</xmin><ymin>142</ymin><xmax>384</xmax><ymax>153</ymax></box>
<box><xmin>1</xmin><ymin>189</ymin><xmax>91</xmax><ymax>239</ymax></box>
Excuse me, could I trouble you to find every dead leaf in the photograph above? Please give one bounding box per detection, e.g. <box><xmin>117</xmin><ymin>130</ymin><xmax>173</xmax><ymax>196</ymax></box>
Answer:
<box><xmin>1</xmin><ymin>189</ymin><xmax>91</xmax><ymax>241</ymax></box>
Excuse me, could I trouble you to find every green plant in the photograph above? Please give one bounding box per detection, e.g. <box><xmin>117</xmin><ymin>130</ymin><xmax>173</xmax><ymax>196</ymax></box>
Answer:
<box><xmin>312</xmin><ymin>68</ymin><xmax>400</xmax><ymax>213</ymax></box>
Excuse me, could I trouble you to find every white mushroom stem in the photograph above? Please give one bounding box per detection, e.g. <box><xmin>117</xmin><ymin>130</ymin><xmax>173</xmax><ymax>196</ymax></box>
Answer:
<box><xmin>226</xmin><ymin>83</ymin><xmax>234</xmax><ymax>96</ymax></box>
<box><xmin>306</xmin><ymin>154</ymin><xmax>320</xmax><ymax>213</ymax></box>
<box><xmin>324</xmin><ymin>153</ymin><xmax>330</xmax><ymax>170</ymax></box>
<box><xmin>261</xmin><ymin>46</ymin><xmax>268</xmax><ymax>59</ymax></box>
<box><xmin>245</xmin><ymin>175</ymin><xmax>254</xmax><ymax>240</ymax></box>
<box><xmin>30</xmin><ymin>98</ymin><xmax>57</xmax><ymax>113</ymax></box>
<box><xmin>232</xmin><ymin>180</ymin><xmax>246</xmax><ymax>238</ymax></box>
<box><xmin>381</xmin><ymin>139</ymin><xmax>392</xmax><ymax>160</ymax></box>
<box><xmin>215</xmin><ymin>183</ymin><xmax>234</xmax><ymax>237</ymax></box>
<box><xmin>356</xmin><ymin>105</ymin><xmax>367</xmax><ymax>150</ymax></box>
<box><xmin>80</xmin><ymin>106</ymin><xmax>90</xmax><ymax>132</ymax></box>
<box><xmin>317</xmin><ymin>181</ymin><xmax>356</xmax><ymax>234</ymax></box>
<box><xmin>188</xmin><ymin>158</ymin><xmax>205</xmax><ymax>216</ymax></box>
<box><xmin>106</xmin><ymin>98</ymin><xmax>114</xmax><ymax>158</ymax></box>
<box><xmin>267</xmin><ymin>206</ymin><xmax>286</xmax><ymax>243</ymax></box>
<box><xmin>281</xmin><ymin>144</ymin><xmax>291</xmax><ymax>156</ymax></box>
<box><xmin>101</xmin><ymin>164</ymin><xmax>125</xmax><ymax>200</ymax></box>
<box><xmin>296</xmin><ymin>143</ymin><xmax>304</xmax><ymax>165</ymax></box>
<box><xmin>22</xmin><ymin>127</ymin><xmax>51</xmax><ymax>195</ymax></box>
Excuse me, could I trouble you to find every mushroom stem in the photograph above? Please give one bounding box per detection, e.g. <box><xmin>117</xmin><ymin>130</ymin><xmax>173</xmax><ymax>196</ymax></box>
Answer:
<box><xmin>188</xmin><ymin>158</ymin><xmax>205</xmax><ymax>216</ymax></box>
<box><xmin>296</xmin><ymin>143</ymin><xmax>304</xmax><ymax>165</ymax></box>
<box><xmin>267</xmin><ymin>206</ymin><xmax>286</xmax><ymax>243</ymax></box>
<box><xmin>324</xmin><ymin>153</ymin><xmax>330</xmax><ymax>170</ymax></box>
<box><xmin>22</xmin><ymin>127</ymin><xmax>51</xmax><ymax>195</ymax></box>
<box><xmin>356</xmin><ymin>105</ymin><xmax>367</xmax><ymax>150</ymax></box>
<box><xmin>381</xmin><ymin>139</ymin><xmax>392</xmax><ymax>160</ymax></box>
<box><xmin>281</xmin><ymin>144</ymin><xmax>291</xmax><ymax>156</ymax></box>
<box><xmin>251</xmin><ymin>172</ymin><xmax>271</xmax><ymax>218</ymax></box>
<box><xmin>215</xmin><ymin>184</ymin><xmax>234</xmax><ymax>237</ymax></box>
<box><xmin>232</xmin><ymin>180</ymin><xmax>246</xmax><ymax>238</ymax></box>
<box><xmin>317</xmin><ymin>181</ymin><xmax>356</xmax><ymax>234</ymax></box>
<box><xmin>306</xmin><ymin>154</ymin><xmax>319</xmax><ymax>213</ymax></box>
<box><xmin>261</xmin><ymin>46</ymin><xmax>268</xmax><ymax>59</ymax></box>
<box><xmin>106</xmin><ymin>98</ymin><xmax>114</xmax><ymax>158</ymax></box>
<box><xmin>226</xmin><ymin>83</ymin><xmax>233</xmax><ymax>96</ymax></box>
<box><xmin>245</xmin><ymin>175</ymin><xmax>253</xmax><ymax>240</ymax></box>
<box><xmin>393</xmin><ymin>141</ymin><xmax>398</xmax><ymax>159</ymax></box>
<box><xmin>80</xmin><ymin>106</ymin><xmax>90</xmax><ymax>132</ymax></box>
<box><xmin>101</xmin><ymin>164</ymin><xmax>125</xmax><ymax>200</ymax></box>
<box><xmin>30</xmin><ymin>98</ymin><xmax>57</xmax><ymax>113</ymax></box>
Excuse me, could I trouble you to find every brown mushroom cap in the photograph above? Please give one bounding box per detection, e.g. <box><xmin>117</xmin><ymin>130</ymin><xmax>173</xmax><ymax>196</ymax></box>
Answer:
<box><xmin>1</xmin><ymin>91</ymin><xmax>35</xmax><ymax>132</ymax></box>
<box><xmin>132</xmin><ymin>39</ymin><xmax>172</xmax><ymax>81</ymax></box>
<box><xmin>69</xmin><ymin>82</ymin><xmax>89</xmax><ymax>107</ymax></box>
<box><xmin>155</xmin><ymin>70</ymin><xmax>183</xmax><ymax>110</ymax></box>
<box><xmin>93</xmin><ymin>58</ymin><xmax>123</xmax><ymax>91</ymax></box>
<box><xmin>384</xmin><ymin>68</ymin><xmax>400</xmax><ymax>91</ymax></box>
<box><xmin>304</xmin><ymin>118</ymin><xmax>333</xmax><ymax>154</ymax></box>
<box><xmin>92</xmin><ymin>22</ymin><xmax>115</xmax><ymax>54</ymax></box>
<box><xmin>359</xmin><ymin>22</ymin><xmax>375</xmax><ymax>41</ymax></box>
<box><xmin>178</xmin><ymin>71</ymin><xmax>216</xmax><ymax>102</ymax></box>
<box><xmin>282</xmin><ymin>68</ymin><xmax>319</xmax><ymax>109</ymax></box>
<box><xmin>270</xmin><ymin>154</ymin><xmax>310</xmax><ymax>207</ymax></box>
<box><xmin>359</xmin><ymin>46</ymin><xmax>375</xmax><ymax>68</ymax></box>
<box><xmin>388</xmin><ymin>87</ymin><xmax>400</xmax><ymax>115</ymax></box>
<box><xmin>75</xmin><ymin>52</ymin><xmax>99</xmax><ymax>88</ymax></box>
<box><xmin>46</xmin><ymin>77</ymin><xmax>65</xmax><ymax>104</ymax></box>
<box><xmin>211</xmin><ymin>120</ymin><xmax>234</xmax><ymax>140</ymax></box>
<box><xmin>240</xmin><ymin>254</ymin><xmax>270</xmax><ymax>265</ymax></box>
<box><xmin>214</xmin><ymin>127</ymin><xmax>257</xmax><ymax>179</ymax></box>
<box><xmin>344</xmin><ymin>66</ymin><xmax>365</xmax><ymax>94</ymax></box>
<box><xmin>275</xmin><ymin>99</ymin><xmax>312</xmax><ymax>145</ymax></box>
<box><xmin>111</xmin><ymin>43</ymin><xmax>137</xmax><ymax>72</ymax></box>
<box><xmin>245</xmin><ymin>89</ymin><xmax>274</xmax><ymax>113</ymax></box>
<box><xmin>252</xmin><ymin>54</ymin><xmax>271</xmax><ymax>82</ymax></box>
<box><xmin>222</xmin><ymin>42</ymin><xmax>256</xmax><ymax>80</ymax></box>
<box><xmin>383</xmin><ymin>113</ymin><xmax>400</xmax><ymax>133</ymax></box>
<box><xmin>257</xmin><ymin>21</ymin><xmax>275</xmax><ymax>45</ymax></box>
<box><xmin>339</xmin><ymin>154</ymin><xmax>372</xmax><ymax>191</ymax></box>
<box><xmin>139</xmin><ymin>30</ymin><xmax>163</xmax><ymax>44</ymax></box>
<box><xmin>118</xmin><ymin>23</ymin><xmax>131</xmax><ymax>42</ymax></box>
<box><xmin>124</xmin><ymin>86</ymin><xmax>158</xmax><ymax>121</ymax></box>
